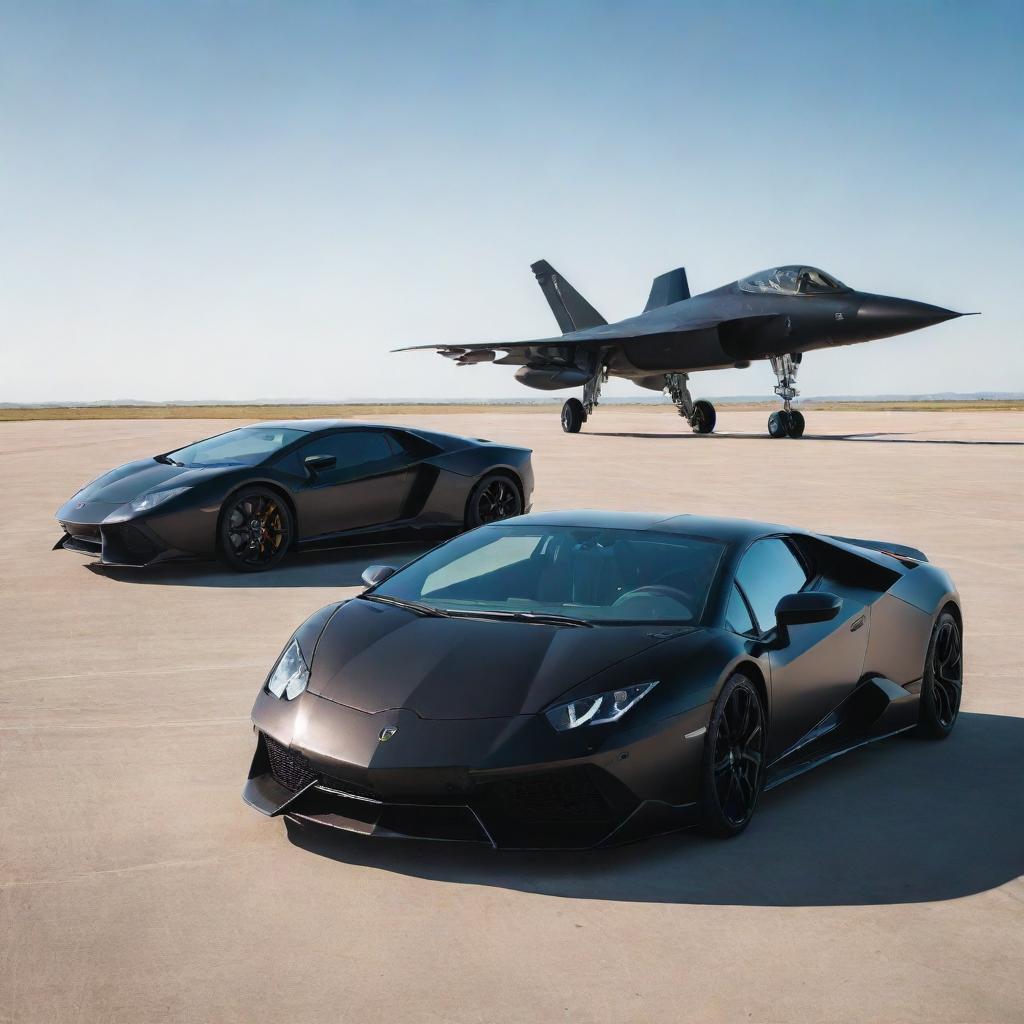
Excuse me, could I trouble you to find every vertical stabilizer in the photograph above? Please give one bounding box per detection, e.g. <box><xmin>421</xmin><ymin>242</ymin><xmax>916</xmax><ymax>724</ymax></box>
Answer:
<box><xmin>531</xmin><ymin>260</ymin><xmax>607</xmax><ymax>334</ymax></box>
<box><xmin>644</xmin><ymin>268</ymin><xmax>690</xmax><ymax>311</ymax></box>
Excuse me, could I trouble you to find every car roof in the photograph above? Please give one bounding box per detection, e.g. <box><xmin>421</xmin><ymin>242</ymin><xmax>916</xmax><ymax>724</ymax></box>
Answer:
<box><xmin>244</xmin><ymin>419</ymin><xmax>498</xmax><ymax>450</ymax></box>
<box><xmin>510</xmin><ymin>509</ymin><xmax>797</xmax><ymax>543</ymax></box>
<box><xmin>245</xmin><ymin>418</ymin><xmax>398</xmax><ymax>432</ymax></box>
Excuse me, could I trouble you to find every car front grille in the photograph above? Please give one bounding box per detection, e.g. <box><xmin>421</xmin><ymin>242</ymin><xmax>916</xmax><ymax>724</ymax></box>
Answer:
<box><xmin>113</xmin><ymin>524</ymin><xmax>162</xmax><ymax>560</ymax></box>
<box><xmin>475</xmin><ymin>765</ymin><xmax>614</xmax><ymax>822</ymax></box>
<box><xmin>469</xmin><ymin>764</ymin><xmax>639</xmax><ymax>848</ymax></box>
<box><xmin>63</xmin><ymin>522</ymin><xmax>101</xmax><ymax>543</ymax></box>
<box><xmin>264</xmin><ymin>734</ymin><xmax>316</xmax><ymax>792</ymax></box>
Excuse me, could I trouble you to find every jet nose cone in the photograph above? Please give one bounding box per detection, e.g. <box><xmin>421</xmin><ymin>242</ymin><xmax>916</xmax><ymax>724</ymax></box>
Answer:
<box><xmin>856</xmin><ymin>294</ymin><xmax>962</xmax><ymax>337</ymax></box>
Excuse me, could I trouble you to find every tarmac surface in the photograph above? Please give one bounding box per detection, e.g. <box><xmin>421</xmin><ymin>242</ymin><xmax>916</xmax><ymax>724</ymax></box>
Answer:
<box><xmin>2</xmin><ymin>409</ymin><xmax>1022</xmax><ymax>1024</ymax></box>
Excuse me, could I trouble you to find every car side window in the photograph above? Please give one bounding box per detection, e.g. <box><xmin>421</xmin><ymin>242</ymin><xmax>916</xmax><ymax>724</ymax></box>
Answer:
<box><xmin>298</xmin><ymin>431</ymin><xmax>401</xmax><ymax>484</ymax></box>
<box><xmin>725</xmin><ymin>583</ymin><xmax>756</xmax><ymax>636</ymax></box>
<box><xmin>734</xmin><ymin>538</ymin><xmax>809</xmax><ymax>634</ymax></box>
<box><xmin>389</xmin><ymin>429</ymin><xmax>441</xmax><ymax>460</ymax></box>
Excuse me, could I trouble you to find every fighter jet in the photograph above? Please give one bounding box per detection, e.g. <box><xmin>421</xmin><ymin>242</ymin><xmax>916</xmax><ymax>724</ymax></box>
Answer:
<box><xmin>396</xmin><ymin>262</ymin><xmax>974</xmax><ymax>437</ymax></box>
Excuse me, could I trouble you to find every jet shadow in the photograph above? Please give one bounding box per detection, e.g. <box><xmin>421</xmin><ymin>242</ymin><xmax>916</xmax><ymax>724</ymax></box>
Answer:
<box><xmin>587</xmin><ymin>430</ymin><xmax>1024</xmax><ymax>446</ymax></box>
<box><xmin>88</xmin><ymin>542</ymin><xmax>435</xmax><ymax>589</ymax></box>
<box><xmin>286</xmin><ymin>711</ymin><xmax>1024</xmax><ymax>908</ymax></box>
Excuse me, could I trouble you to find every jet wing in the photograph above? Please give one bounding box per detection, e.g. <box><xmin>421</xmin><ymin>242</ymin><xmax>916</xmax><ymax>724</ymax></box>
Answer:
<box><xmin>393</xmin><ymin>311</ymin><xmax>756</xmax><ymax>366</ymax></box>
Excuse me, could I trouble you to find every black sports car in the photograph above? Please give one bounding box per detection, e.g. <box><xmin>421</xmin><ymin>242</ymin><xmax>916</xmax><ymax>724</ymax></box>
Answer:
<box><xmin>243</xmin><ymin>511</ymin><xmax>962</xmax><ymax>848</ymax></box>
<box><xmin>54</xmin><ymin>420</ymin><xmax>532</xmax><ymax>571</ymax></box>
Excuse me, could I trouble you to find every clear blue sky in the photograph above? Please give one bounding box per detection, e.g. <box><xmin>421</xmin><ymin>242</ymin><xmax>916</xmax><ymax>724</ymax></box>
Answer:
<box><xmin>2</xmin><ymin>1</ymin><xmax>1021</xmax><ymax>402</ymax></box>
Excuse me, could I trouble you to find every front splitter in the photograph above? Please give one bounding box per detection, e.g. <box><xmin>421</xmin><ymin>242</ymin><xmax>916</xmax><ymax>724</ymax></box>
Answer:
<box><xmin>246</xmin><ymin>770</ymin><xmax>699</xmax><ymax>850</ymax></box>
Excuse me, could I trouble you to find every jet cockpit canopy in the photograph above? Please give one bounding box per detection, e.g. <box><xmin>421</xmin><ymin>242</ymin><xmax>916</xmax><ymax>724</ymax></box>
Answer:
<box><xmin>739</xmin><ymin>266</ymin><xmax>847</xmax><ymax>296</ymax></box>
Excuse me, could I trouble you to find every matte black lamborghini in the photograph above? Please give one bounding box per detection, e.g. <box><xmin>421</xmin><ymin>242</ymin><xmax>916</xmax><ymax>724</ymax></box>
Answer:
<box><xmin>54</xmin><ymin>420</ymin><xmax>533</xmax><ymax>571</ymax></box>
<box><xmin>243</xmin><ymin>511</ymin><xmax>962</xmax><ymax>848</ymax></box>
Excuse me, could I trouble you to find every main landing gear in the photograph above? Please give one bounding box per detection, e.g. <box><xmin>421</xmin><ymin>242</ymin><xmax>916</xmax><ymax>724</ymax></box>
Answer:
<box><xmin>560</xmin><ymin>366</ymin><xmax>607</xmax><ymax>434</ymax></box>
<box><xmin>767</xmin><ymin>353</ymin><xmax>806</xmax><ymax>439</ymax></box>
<box><xmin>561</xmin><ymin>398</ymin><xmax>585</xmax><ymax>433</ymax></box>
<box><xmin>665</xmin><ymin>373</ymin><xmax>716</xmax><ymax>434</ymax></box>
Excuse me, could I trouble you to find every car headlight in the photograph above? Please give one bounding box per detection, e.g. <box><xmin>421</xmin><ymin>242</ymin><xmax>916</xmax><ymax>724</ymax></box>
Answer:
<box><xmin>265</xmin><ymin>638</ymin><xmax>309</xmax><ymax>700</ymax></box>
<box><xmin>545</xmin><ymin>680</ymin><xmax>658</xmax><ymax>732</ymax></box>
<box><xmin>129</xmin><ymin>486</ymin><xmax>190</xmax><ymax>513</ymax></box>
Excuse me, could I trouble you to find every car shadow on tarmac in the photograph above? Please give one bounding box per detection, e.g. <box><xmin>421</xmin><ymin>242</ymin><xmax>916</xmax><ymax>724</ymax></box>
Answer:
<box><xmin>286</xmin><ymin>711</ymin><xmax>1024</xmax><ymax>907</ymax></box>
<box><xmin>88</xmin><ymin>543</ymin><xmax>436</xmax><ymax>588</ymax></box>
<box><xmin>586</xmin><ymin>430</ymin><xmax>1024</xmax><ymax>446</ymax></box>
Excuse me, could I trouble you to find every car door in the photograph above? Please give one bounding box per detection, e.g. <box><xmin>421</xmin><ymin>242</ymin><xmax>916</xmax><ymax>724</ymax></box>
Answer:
<box><xmin>289</xmin><ymin>430</ymin><xmax>416</xmax><ymax>540</ymax></box>
<box><xmin>734</xmin><ymin>537</ymin><xmax>869</xmax><ymax>763</ymax></box>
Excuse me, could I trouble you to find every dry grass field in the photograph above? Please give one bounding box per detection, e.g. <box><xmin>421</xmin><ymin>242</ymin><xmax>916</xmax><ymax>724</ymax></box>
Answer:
<box><xmin>1</xmin><ymin>399</ymin><xmax>1022</xmax><ymax>421</ymax></box>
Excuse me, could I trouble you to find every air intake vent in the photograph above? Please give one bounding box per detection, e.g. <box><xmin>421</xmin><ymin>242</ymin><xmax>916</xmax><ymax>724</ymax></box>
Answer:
<box><xmin>264</xmin><ymin>734</ymin><xmax>315</xmax><ymax>792</ymax></box>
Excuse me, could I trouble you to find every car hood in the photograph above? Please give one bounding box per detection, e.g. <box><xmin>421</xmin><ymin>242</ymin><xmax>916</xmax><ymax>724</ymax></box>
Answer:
<box><xmin>71</xmin><ymin>459</ymin><xmax>229</xmax><ymax>503</ymax></box>
<box><xmin>307</xmin><ymin>598</ymin><xmax>697</xmax><ymax>719</ymax></box>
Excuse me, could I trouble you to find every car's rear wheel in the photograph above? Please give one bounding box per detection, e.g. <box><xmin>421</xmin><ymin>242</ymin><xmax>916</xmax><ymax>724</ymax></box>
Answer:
<box><xmin>699</xmin><ymin>674</ymin><xmax>766</xmax><ymax>837</ymax></box>
<box><xmin>218</xmin><ymin>487</ymin><xmax>293</xmax><ymax>572</ymax></box>
<box><xmin>464</xmin><ymin>473</ymin><xmax>523</xmax><ymax>530</ymax></box>
<box><xmin>914</xmin><ymin>610</ymin><xmax>962</xmax><ymax>738</ymax></box>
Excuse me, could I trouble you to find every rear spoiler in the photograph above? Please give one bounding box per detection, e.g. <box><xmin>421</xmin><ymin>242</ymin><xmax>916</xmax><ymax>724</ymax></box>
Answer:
<box><xmin>828</xmin><ymin>535</ymin><xmax>927</xmax><ymax>564</ymax></box>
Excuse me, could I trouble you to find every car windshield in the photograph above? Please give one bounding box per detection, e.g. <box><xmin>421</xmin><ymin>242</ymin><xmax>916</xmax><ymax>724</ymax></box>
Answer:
<box><xmin>165</xmin><ymin>426</ymin><xmax>307</xmax><ymax>468</ymax></box>
<box><xmin>368</xmin><ymin>524</ymin><xmax>725</xmax><ymax>625</ymax></box>
<box><xmin>739</xmin><ymin>265</ymin><xmax>846</xmax><ymax>295</ymax></box>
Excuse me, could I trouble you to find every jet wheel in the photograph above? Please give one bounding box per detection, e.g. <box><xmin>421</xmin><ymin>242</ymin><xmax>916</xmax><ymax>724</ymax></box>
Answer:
<box><xmin>691</xmin><ymin>400</ymin><xmax>716</xmax><ymax>435</ymax></box>
<box><xmin>561</xmin><ymin>398</ymin><xmax>586</xmax><ymax>434</ymax></box>
<box><xmin>768</xmin><ymin>410</ymin><xmax>805</xmax><ymax>438</ymax></box>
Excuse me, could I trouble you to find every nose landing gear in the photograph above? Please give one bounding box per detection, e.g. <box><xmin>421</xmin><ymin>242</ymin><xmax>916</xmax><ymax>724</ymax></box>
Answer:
<box><xmin>768</xmin><ymin>408</ymin><xmax>805</xmax><ymax>438</ymax></box>
<box><xmin>665</xmin><ymin>373</ymin><xmax>717</xmax><ymax>434</ymax></box>
<box><xmin>768</xmin><ymin>354</ymin><xmax>805</xmax><ymax>438</ymax></box>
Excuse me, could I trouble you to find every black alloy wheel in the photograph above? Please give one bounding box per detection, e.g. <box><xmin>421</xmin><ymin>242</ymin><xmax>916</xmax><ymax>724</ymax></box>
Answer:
<box><xmin>219</xmin><ymin>488</ymin><xmax>293</xmax><ymax>572</ymax></box>
<box><xmin>787</xmin><ymin>409</ymin><xmax>806</xmax><ymax>437</ymax></box>
<box><xmin>465</xmin><ymin>473</ymin><xmax>523</xmax><ymax>529</ymax></box>
<box><xmin>767</xmin><ymin>410</ymin><xmax>788</xmax><ymax>438</ymax></box>
<box><xmin>915</xmin><ymin>611</ymin><xmax>963</xmax><ymax>738</ymax></box>
<box><xmin>699</xmin><ymin>674</ymin><xmax>766</xmax><ymax>837</ymax></box>
<box><xmin>561</xmin><ymin>398</ymin><xmax>586</xmax><ymax>433</ymax></box>
<box><xmin>691</xmin><ymin>399</ymin><xmax>717</xmax><ymax>434</ymax></box>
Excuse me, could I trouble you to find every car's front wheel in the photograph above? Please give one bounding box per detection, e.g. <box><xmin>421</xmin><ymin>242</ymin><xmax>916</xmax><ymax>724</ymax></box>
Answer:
<box><xmin>464</xmin><ymin>473</ymin><xmax>523</xmax><ymax>530</ymax></box>
<box><xmin>218</xmin><ymin>487</ymin><xmax>293</xmax><ymax>572</ymax></box>
<box><xmin>698</xmin><ymin>674</ymin><xmax>766</xmax><ymax>837</ymax></box>
<box><xmin>914</xmin><ymin>610</ymin><xmax>962</xmax><ymax>738</ymax></box>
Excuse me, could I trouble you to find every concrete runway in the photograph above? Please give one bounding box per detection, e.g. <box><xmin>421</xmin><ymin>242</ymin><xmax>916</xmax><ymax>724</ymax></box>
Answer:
<box><xmin>2</xmin><ymin>409</ymin><xmax>1022</xmax><ymax>1024</ymax></box>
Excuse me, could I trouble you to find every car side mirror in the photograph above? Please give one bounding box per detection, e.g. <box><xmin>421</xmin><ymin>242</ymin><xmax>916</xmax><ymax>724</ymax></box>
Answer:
<box><xmin>361</xmin><ymin>564</ymin><xmax>397</xmax><ymax>589</ymax></box>
<box><xmin>774</xmin><ymin>591</ymin><xmax>842</xmax><ymax>646</ymax></box>
<box><xmin>304</xmin><ymin>454</ymin><xmax>337</xmax><ymax>473</ymax></box>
